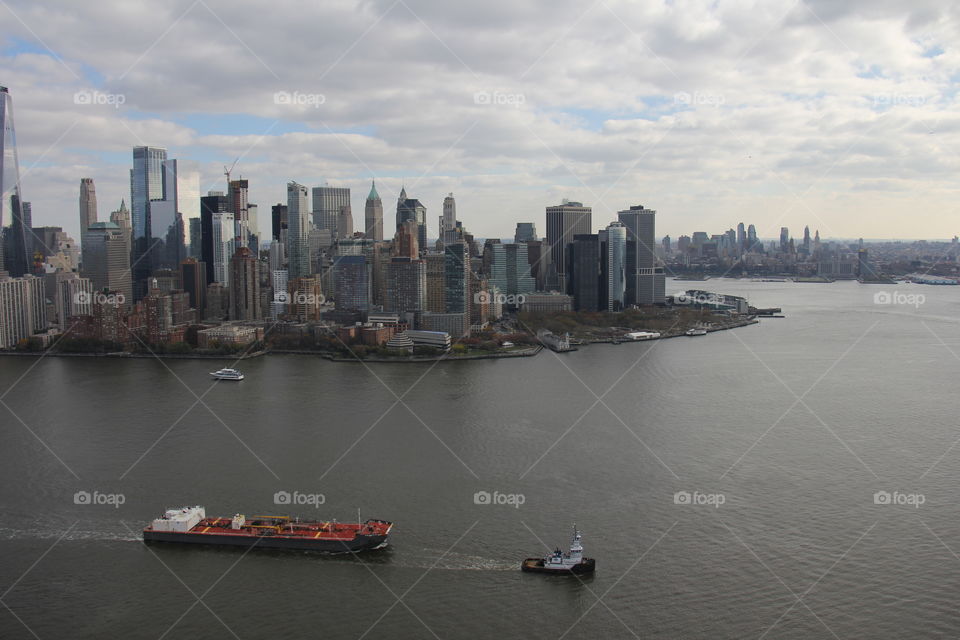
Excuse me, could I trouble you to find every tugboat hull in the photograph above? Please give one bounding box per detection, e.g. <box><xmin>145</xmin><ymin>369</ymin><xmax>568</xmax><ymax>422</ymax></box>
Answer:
<box><xmin>521</xmin><ymin>557</ymin><xmax>596</xmax><ymax>574</ymax></box>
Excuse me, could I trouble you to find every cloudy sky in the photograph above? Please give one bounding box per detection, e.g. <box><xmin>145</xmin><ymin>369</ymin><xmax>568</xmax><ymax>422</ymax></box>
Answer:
<box><xmin>2</xmin><ymin>0</ymin><xmax>958</xmax><ymax>244</ymax></box>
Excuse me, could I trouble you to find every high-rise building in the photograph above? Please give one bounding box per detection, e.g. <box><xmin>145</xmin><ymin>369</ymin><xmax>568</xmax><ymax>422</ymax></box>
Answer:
<box><xmin>425</xmin><ymin>253</ymin><xmax>446</xmax><ymax>312</ymax></box>
<box><xmin>443</xmin><ymin>242</ymin><xmax>470</xmax><ymax>336</ymax></box>
<box><xmin>605</xmin><ymin>221</ymin><xmax>626</xmax><ymax>311</ymax></box>
<box><xmin>514</xmin><ymin>222</ymin><xmax>537</xmax><ymax>243</ymax></box>
<box><xmin>179</xmin><ymin>257</ymin><xmax>206</xmax><ymax>313</ymax></box>
<box><xmin>440</xmin><ymin>193</ymin><xmax>458</xmax><ymax>246</ymax></box>
<box><xmin>200</xmin><ymin>192</ymin><xmax>228</xmax><ymax>285</ymax></box>
<box><xmin>56</xmin><ymin>276</ymin><xmax>92</xmax><ymax>326</ymax></box>
<box><xmin>271</xmin><ymin>203</ymin><xmax>288</xmax><ymax>242</ymax></box>
<box><xmin>229</xmin><ymin>247</ymin><xmax>260</xmax><ymax>321</ymax></box>
<box><xmin>81</xmin><ymin>222</ymin><xmax>132</xmax><ymax>307</ymax></box>
<box><xmin>780</xmin><ymin>227</ymin><xmax>790</xmax><ymax>253</ymax></box>
<box><xmin>79</xmin><ymin>178</ymin><xmax>98</xmax><ymax>234</ymax></box>
<box><xmin>396</xmin><ymin>187</ymin><xmax>427</xmax><ymax>251</ymax></box>
<box><xmin>385</xmin><ymin>257</ymin><xmax>425</xmax><ymax>320</ymax></box>
<box><xmin>210</xmin><ymin>212</ymin><xmax>235</xmax><ymax>287</ymax></box>
<box><xmin>0</xmin><ymin>274</ymin><xmax>45</xmax><ymax>347</ymax></box>
<box><xmin>286</xmin><ymin>182</ymin><xmax>311</xmax><ymax>281</ymax></box>
<box><xmin>110</xmin><ymin>199</ymin><xmax>131</xmax><ymax>247</ymax></box>
<box><xmin>188</xmin><ymin>217</ymin><xmax>201</xmax><ymax>259</ymax></box>
<box><xmin>394</xmin><ymin>219</ymin><xmax>419</xmax><ymax>259</ymax></box>
<box><xmin>364</xmin><ymin>181</ymin><xmax>383</xmax><ymax>241</ymax></box>
<box><xmin>618</xmin><ymin>205</ymin><xmax>664</xmax><ymax>305</ymax></box>
<box><xmin>333</xmin><ymin>255</ymin><xmax>370</xmax><ymax>312</ymax></box>
<box><xmin>747</xmin><ymin>224</ymin><xmax>758</xmax><ymax>252</ymax></box>
<box><xmin>129</xmin><ymin>146</ymin><xmax>167</xmax><ymax>293</ymax></box>
<box><xmin>228</xmin><ymin>179</ymin><xmax>250</xmax><ymax>248</ymax></box>
<box><xmin>802</xmin><ymin>226</ymin><xmax>811</xmax><ymax>254</ymax></box>
<box><xmin>488</xmin><ymin>243</ymin><xmax>535</xmax><ymax>300</ymax></box>
<box><xmin>546</xmin><ymin>201</ymin><xmax>592</xmax><ymax>293</ymax></box>
<box><xmin>736</xmin><ymin>222</ymin><xmax>746</xmax><ymax>253</ymax></box>
<box><xmin>570</xmin><ymin>234</ymin><xmax>600</xmax><ymax>311</ymax></box>
<box><xmin>0</xmin><ymin>87</ymin><xmax>30</xmax><ymax>278</ymax></box>
<box><xmin>337</xmin><ymin>204</ymin><xmax>354</xmax><ymax>240</ymax></box>
<box><xmin>312</xmin><ymin>185</ymin><xmax>349</xmax><ymax>234</ymax></box>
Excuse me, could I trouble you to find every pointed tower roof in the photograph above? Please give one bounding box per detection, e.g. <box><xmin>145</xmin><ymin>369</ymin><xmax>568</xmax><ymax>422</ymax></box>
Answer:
<box><xmin>367</xmin><ymin>180</ymin><xmax>380</xmax><ymax>201</ymax></box>
<box><xmin>119</xmin><ymin>198</ymin><xmax>128</xmax><ymax>212</ymax></box>
<box><xmin>398</xmin><ymin>185</ymin><xmax>407</xmax><ymax>201</ymax></box>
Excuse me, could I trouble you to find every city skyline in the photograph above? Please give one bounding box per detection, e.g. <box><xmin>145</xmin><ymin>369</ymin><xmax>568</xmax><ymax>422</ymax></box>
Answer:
<box><xmin>2</xmin><ymin>1</ymin><xmax>959</xmax><ymax>244</ymax></box>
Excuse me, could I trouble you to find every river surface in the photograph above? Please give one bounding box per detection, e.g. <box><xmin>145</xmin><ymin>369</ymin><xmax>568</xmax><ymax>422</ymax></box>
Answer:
<box><xmin>1</xmin><ymin>278</ymin><xmax>959</xmax><ymax>639</ymax></box>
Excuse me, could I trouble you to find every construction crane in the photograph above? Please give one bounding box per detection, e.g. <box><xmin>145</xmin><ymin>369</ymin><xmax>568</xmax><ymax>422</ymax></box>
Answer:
<box><xmin>223</xmin><ymin>157</ymin><xmax>240</xmax><ymax>189</ymax></box>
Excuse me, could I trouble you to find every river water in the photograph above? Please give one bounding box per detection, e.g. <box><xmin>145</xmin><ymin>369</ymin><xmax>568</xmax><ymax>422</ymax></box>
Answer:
<box><xmin>1</xmin><ymin>278</ymin><xmax>959</xmax><ymax>638</ymax></box>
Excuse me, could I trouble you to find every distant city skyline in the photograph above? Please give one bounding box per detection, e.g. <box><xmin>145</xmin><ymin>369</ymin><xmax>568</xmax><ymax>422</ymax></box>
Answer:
<box><xmin>2</xmin><ymin>1</ymin><xmax>958</xmax><ymax>243</ymax></box>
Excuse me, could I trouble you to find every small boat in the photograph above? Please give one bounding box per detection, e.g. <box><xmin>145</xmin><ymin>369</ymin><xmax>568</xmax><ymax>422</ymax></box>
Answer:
<box><xmin>210</xmin><ymin>368</ymin><xmax>244</xmax><ymax>380</ymax></box>
<box><xmin>521</xmin><ymin>526</ymin><xmax>596</xmax><ymax>575</ymax></box>
<box><xmin>685</xmin><ymin>328</ymin><xmax>707</xmax><ymax>336</ymax></box>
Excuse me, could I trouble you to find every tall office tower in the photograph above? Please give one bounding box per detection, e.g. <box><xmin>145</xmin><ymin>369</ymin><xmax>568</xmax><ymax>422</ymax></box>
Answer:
<box><xmin>569</xmin><ymin>234</ymin><xmax>600</xmax><ymax>311</ymax></box>
<box><xmin>440</xmin><ymin>192</ymin><xmax>457</xmax><ymax>246</ymax></box>
<box><xmin>525</xmin><ymin>239</ymin><xmax>545</xmax><ymax>291</ymax></box>
<box><xmin>489</xmin><ymin>243</ymin><xmax>536</xmax><ymax>299</ymax></box>
<box><xmin>779</xmin><ymin>227</ymin><xmax>789</xmax><ymax>253</ymax></box>
<box><xmin>228</xmin><ymin>247</ymin><xmax>260</xmax><ymax>321</ymax></box>
<box><xmin>605</xmin><ymin>221</ymin><xmax>626</xmax><ymax>311</ymax></box>
<box><xmin>333</xmin><ymin>255</ymin><xmax>370</xmax><ymax>311</ymax></box>
<box><xmin>857</xmin><ymin>248</ymin><xmax>875</xmax><ymax>279</ymax></box>
<box><xmin>385</xmin><ymin>257</ymin><xmax>425</xmax><ymax>320</ymax></box>
<box><xmin>396</xmin><ymin>187</ymin><xmax>427</xmax><ymax>251</ymax></box>
<box><xmin>268</xmin><ymin>240</ymin><xmax>285</xmax><ymax>273</ymax></box>
<box><xmin>180</xmin><ymin>257</ymin><xmax>206</xmax><ymax>313</ymax></box>
<box><xmin>618</xmin><ymin>204</ymin><xmax>664</xmax><ymax>306</ymax></box>
<box><xmin>514</xmin><ymin>222</ymin><xmax>537</xmax><ymax>244</ymax></box>
<box><xmin>56</xmin><ymin>276</ymin><xmax>92</xmax><ymax>325</ymax></box>
<box><xmin>130</xmin><ymin>146</ymin><xmax>167</xmax><ymax>293</ymax></box>
<box><xmin>188</xmin><ymin>217</ymin><xmax>201</xmax><ymax>258</ymax></box>
<box><xmin>747</xmin><ymin>224</ymin><xmax>758</xmax><ymax>252</ymax></box>
<box><xmin>813</xmin><ymin>229</ymin><xmax>821</xmax><ymax>254</ymax></box>
<box><xmin>200</xmin><ymin>192</ymin><xmax>228</xmax><ymax>285</ymax></box>
<box><xmin>271</xmin><ymin>203</ymin><xmax>288</xmax><ymax>242</ymax></box>
<box><xmin>546</xmin><ymin>200</ymin><xmax>592</xmax><ymax>293</ymax></box>
<box><xmin>444</xmin><ymin>242</ymin><xmax>470</xmax><ymax>335</ymax></box>
<box><xmin>81</xmin><ymin>222</ymin><xmax>132</xmax><ymax>306</ymax></box>
<box><xmin>312</xmin><ymin>185</ymin><xmax>349</xmax><ymax>234</ymax></box>
<box><xmin>803</xmin><ymin>226</ymin><xmax>811</xmax><ymax>254</ymax></box>
<box><xmin>394</xmin><ymin>219</ymin><xmax>419</xmax><ymax>259</ymax></box>
<box><xmin>364</xmin><ymin>181</ymin><xmax>384</xmax><ymax>241</ymax></box>
<box><xmin>210</xmin><ymin>212</ymin><xmax>235</xmax><ymax>286</ymax></box>
<box><xmin>736</xmin><ymin>222</ymin><xmax>746</xmax><ymax>253</ymax></box>
<box><xmin>247</xmin><ymin>203</ymin><xmax>259</xmax><ymax>251</ymax></box>
<box><xmin>425</xmin><ymin>253</ymin><xmax>446</xmax><ymax>312</ymax></box>
<box><xmin>662</xmin><ymin>235</ymin><xmax>672</xmax><ymax>254</ymax></box>
<box><xmin>0</xmin><ymin>275</ymin><xmax>46</xmax><ymax>348</ymax></box>
<box><xmin>270</xmin><ymin>269</ymin><xmax>288</xmax><ymax>318</ymax></box>
<box><xmin>0</xmin><ymin>87</ymin><xmax>29</xmax><ymax>277</ymax></box>
<box><xmin>110</xmin><ymin>199</ymin><xmax>132</xmax><ymax>247</ymax></box>
<box><xmin>371</xmin><ymin>242</ymin><xmax>393</xmax><ymax>307</ymax></box>
<box><xmin>227</xmin><ymin>179</ymin><xmax>249</xmax><ymax>248</ymax></box>
<box><xmin>79</xmin><ymin>178</ymin><xmax>98</xmax><ymax>234</ymax></box>
<box><xmin>287</xmin><ymin>182</ymin><xmax>311</xmax><ymax>281</ymax></box>
<box><xmin>337</xmin><ymin>204</ymin><xmax>354</xmax><ymax>239</ymax></box>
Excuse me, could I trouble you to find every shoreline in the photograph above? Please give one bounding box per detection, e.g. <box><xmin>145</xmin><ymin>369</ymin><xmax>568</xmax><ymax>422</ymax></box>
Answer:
<box><xmin>0</xmin><ymin>317</ymin><xmax>762</xmax><ymax>362</ymax></box>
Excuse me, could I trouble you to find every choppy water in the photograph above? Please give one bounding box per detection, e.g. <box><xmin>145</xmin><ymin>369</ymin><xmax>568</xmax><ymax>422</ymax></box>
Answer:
<box><xmin>1</xmin><ymin>279</ymin><xmax>959</xmax><ymax>638</ymax></box>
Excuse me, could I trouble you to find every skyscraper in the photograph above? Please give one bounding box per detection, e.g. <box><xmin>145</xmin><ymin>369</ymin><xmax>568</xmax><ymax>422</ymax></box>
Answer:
<box><xmin>488</xmin><ymin>243</ymin><xmax>536</xmax><ymax>299</ymax></box>
<box><xmin>188</xmin><ymin>217</ymin><xmax>201</xmax><ymax>258</ymax></box>
<box><xmin>0</xmin><ymin>86</ymin><xmax>29</xmax><ymax>278</ymax></box>
<box><xmin>747</xmin><ymin>224</ymin><xmax>758</xmax><ymax>252</ymax></box>
<box><xmin>440</xmin><ymin>193</ymin><xmax>457</xmax><ymax>246</ymax></box>
<box><xmin>333</xmin><ymin>255</ymin><xmax>370</xmax><ymax>311</ymax></box>
<box><xmin>79</xmin><ymin>178</ymin><xmax>98</xmax><ymax>234</ymax></box>
<box><xmin>130</xmin><ymin>146</ymin><xmax>167</xmax><ymax>294</ymax></box>
<box><xmin>546</xmin><ymin>201</ymin><xmax>592</xmax><ymax>293</ymax></box>
<box><xmin>736</xmin><ymin>222</ymin><xmax>746</xmax><ymax>253</ymax></box>
<box><xmin>337</xmin><ymin>204</ymin><xmax>354</xmax><ymax>239</ymax></box>
<box><xmin>617</xmin><ymin>204</ymin><xmax>664</xmax><ymax>305</ymax></box>
<box><xmin>364</xmin><ymin>181</ymin><xmax>383</xmax><ymax>241</ymax></box>
<box><xmin>394</xmin><ymin>219</ymin><xmax>419</xmax><ymax>259</ymax></box>
<box><xmin>271</xmin><ymin>203</ymin><xmax>288</xmax><ymax>242</ymax></box>
<box><xmin>514</xmin><ymin>222</ymin><xmax>537</xmax><ymax>243</ymax></box>
<box><xmin>228</xmin><ymin>179</ymin><xmax>250</xmax><ymax>248</ymax></box>
<box><xmin>780</xmin><ymin>227</ymin><xmax>790</xmax><ymax>253</ymax></box>
<box><xmin>444</xmin><ymin>242</ymin><xmax>470</xmax><ymax>336</ymax></box>
<box><xmin>396</xmin><ymin>187</ymin><xmax>427</xmax><ymax>251</ymax></box>
<box><xmin>287</xmin><ymin>182</ymin><xmax>311</xmax><ymax>281</ymax></box>
<box><xmin>229</xmin><ymin>247</ymin><xmax>260</xmax><ymax>321</ymax></box>
<box><xmin>0</xmin><ymin>274</ymin><xmax>45</xmax><ymax>348</ymax></box>
<box><xmin>605</xmin><ymin>221</ymin><xmax>626</xmax><ymax>311</ymax></box>
<box><xmin>81</xmin><ymin>222</ymin><xmax>132</xmax><ymax>306</ymax></box>
<box><xmin>200</xmin><ymin>192</ymin><xmax>228</xmax><ymax>285</ymax></box>
<box><xmin>570</xmin><ymin>234</ymin><xmax>600</xmax><ymax>311</ymax></box>
<box><xmin>179</xmin><ymin>257</ymin><xmax>206</xmax><ymax>313</ymax></box>
<box><xmin>312</xmin><ymin>185</ymin><xmax>349</xmax><ymax>235</ymax></box>
<box><xmin>211</xmin><ymin>212</ymin><xmax>235</xmax><ymax>286</ymax></box>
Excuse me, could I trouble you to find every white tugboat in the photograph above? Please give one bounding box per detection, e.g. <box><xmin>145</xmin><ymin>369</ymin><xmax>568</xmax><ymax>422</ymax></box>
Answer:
<box><xmin>685</xmin><ymin>328</ymin><xmax>707</xmax><ymax>336</ymax></box>
<box><xmin>521</xmin><ymin>526</ymin><xmax>596</xmax><ymax>574</ymax></box>
<box><xmin>210</xmin><ymin>368</ymin><xmax>244</xmax><ymax>381</ymax></box>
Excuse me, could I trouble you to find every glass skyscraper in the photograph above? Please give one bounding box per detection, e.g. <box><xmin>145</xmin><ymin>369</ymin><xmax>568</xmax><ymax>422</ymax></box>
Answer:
<box><xmin>1</xmin><ymin>86</ymin><xmax>30</xmax><ymax>277</ymax></box>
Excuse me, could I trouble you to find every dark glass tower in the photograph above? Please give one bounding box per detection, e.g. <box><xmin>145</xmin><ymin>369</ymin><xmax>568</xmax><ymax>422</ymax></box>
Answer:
<box><xmin>1</xmin><ymin>86</ymin><xmax>30</xmax><ymax>277</ymax></box>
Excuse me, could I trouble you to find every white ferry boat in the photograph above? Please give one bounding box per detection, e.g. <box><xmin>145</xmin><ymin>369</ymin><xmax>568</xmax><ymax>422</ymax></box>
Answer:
<box><xmin>521</xmin><ymin>526</ymin><xmax>595</xmax><ymax>574</ymax></box>
<box><xmin>210</xmin><ymin>368</ymin><xmax>244</xmax><ymax>381</ymax></box>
